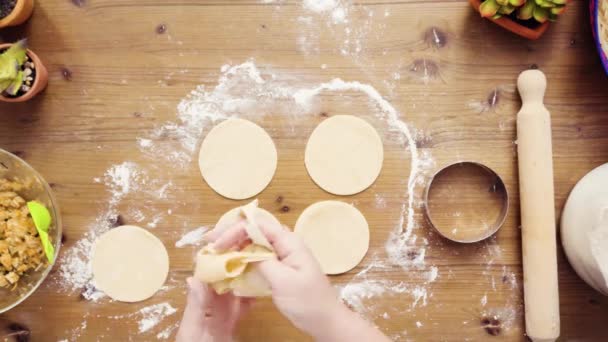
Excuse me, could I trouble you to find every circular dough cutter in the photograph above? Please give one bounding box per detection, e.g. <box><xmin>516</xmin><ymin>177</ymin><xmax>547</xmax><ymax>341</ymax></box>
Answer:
<box><xmin>424</xmin><ymin>161</ymin><xmax>509</xmax><ymax>243</ymax></box>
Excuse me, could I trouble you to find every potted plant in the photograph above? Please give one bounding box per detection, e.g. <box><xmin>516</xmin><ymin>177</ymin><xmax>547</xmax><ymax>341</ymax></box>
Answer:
<box><xmin>0</xmin><ymin>39</ymin><xmax>48</xmax><ymax>102</ymax></box>
<box><xmin>0</xmin><ymin>0</ymin><xmax>34</xmax><ymax>29</ymax></box>
<box><xmin>470</xmin><ymin>0</ymin><xmax>567</xmax><ymax>40</ymax></box>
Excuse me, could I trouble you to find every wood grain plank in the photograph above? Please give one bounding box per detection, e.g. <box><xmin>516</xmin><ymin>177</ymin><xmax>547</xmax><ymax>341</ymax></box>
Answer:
<box><xmin>0</xmin><ymin>0</ymin><xmax>607</xmax><ymax>340</ymax></box>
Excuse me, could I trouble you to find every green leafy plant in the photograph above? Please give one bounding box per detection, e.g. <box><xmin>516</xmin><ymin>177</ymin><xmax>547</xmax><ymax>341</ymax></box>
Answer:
<box><xmin>0</xmin><ymin>39</ymin><xmax>27</xmax><ymax>96</ymax></box>
<box><xmin>480</xmin><ymin>0</ymin><xmax>567</xmax><ymax>23</ymax></box>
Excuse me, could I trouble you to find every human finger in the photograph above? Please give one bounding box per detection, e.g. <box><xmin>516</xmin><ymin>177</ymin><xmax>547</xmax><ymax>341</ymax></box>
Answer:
<box><xmin>203</xmin><ymin>219</ymin><xmax>245</xmax><ymax>242</ymax></box>
<box><xmin>178</xmin><ymin>277</ymin><xmax>212</xmax><ymax>340</ymax></box>
<box><xmin>237</xmin><ymin>297</ymin><xmax>255</xmax><ymax>320</ymax></box>
<box><xmin>211</xmin><ymin>222</ymin><xmax>249</xmax><ymax>251</ymax></box>
<box><xmin>256</xmin><ymin>258</ymin><xmax>294</xmax><ymax>286</ymax></box>
<box><xmin>258</xmin><ymin>224</ymin><xmax>306</xmax><ymax>260</ymax></box>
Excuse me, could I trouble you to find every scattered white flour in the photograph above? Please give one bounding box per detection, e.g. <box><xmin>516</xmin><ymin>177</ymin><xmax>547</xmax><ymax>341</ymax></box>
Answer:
<box><xmin>81</xmin><ymin>284</ymin><xmax>106</xmax><ymax>302</ymax></box>
<box><xmin>139</xmin><ymin>62</ymin><xmax>276</xmax><ymax>168</ymax></box>
<box><xmin>481</xmin><ymin>294</ymin><xmax>488</xmax><ymax>306</ymax></box>
<box><xmin>139</xmin><ymin>62</ymin><xmax>434</xmax><ymax>282</ymax></box>
<box><xmin>374</xmin><ymin>193</ymin><xmax>387</xmax><ymax>208</ymax></box>
<box><xmin>297</xmin><ymin>35</ymin><xmax>318</xmax><ymax>56</ymax></box>
<box><xmin>55</xmin><ymin>210</ymin><xmax>113</xmax><ymax>294</ymax></box>
<box><xmin>339</xmin><ymin>279</ymin><xmax>429</xmax><ymax>315</ymax></box>
<box><xmin>138</xmin><ymin>303</ymin><xmax>178</xmax><ymax>333</ymax></box>
<box><xmin>56</xmin><ymin>162</ymin><xmax>147</xmax><ymax>295</ymax></box>
<box><xmin>147</xmin><ymin>215</ymin><xmax>163</xmax><ymax>229</ymax></box>
<box><xmin>501</xmin><ymin>265</ymin><xmax>518</xmax><ymax>290</ymax></box>
<box><xmin>293</xmin><ymin>78</ymin><xmax>422</xmax><ymax>235</ymax></box>
<box><xmin>156</xmin><ymin>322</ymin><xmax>179</xmax><ymax>340</ymax></box>
<box><xmin>128</xmin><ymin>207</ymin><xmax>146</xmax><ymax>222</ymax></box>
<box><xmin>293</xmin><ymin>76</ymin><xmax>438</xmax><ymax>280</ymax></box>
<box><xmin>107</xmin><ymin>302</ymin><xmax>178</xmax><ymax>336</ymax></box>
<box><xmin>104</xmin><ymin>162</ymin><xmax>146</xmax><ymax>205</ymax></box>
<box><xmin>426</xmin><ymin>266</ymin><xmax>439</xmax><ymax>283</ymax></box>
<box><xmin>331</xmin><ymin>6</ymin><xmax>347</xmax><ymax>24</ymax></box>
<box><xmin>138</xmin><ymin>138</ymin><xmax>153</xmax><ymax>148</ymax></box>
<box><xmin>58</xmin><ymin>59</ymin><xmax>443</xmax><ymax>338</ymax></box>
<box><xmin>61</xmin><ymin>313</ymin><xmax>89</xmax><ymax>341</ymax></box>
<box><xmin>175</xmin><ymin>226</ymin><xmax>209</xmax><ymax>247</ymax></box>
<box><xmin>410</xmin><ymin>286</ymin><xmax>428</xmax><ymax>308</ymax></box>
<box><xmin>340</xmin><ymin>280</ymin><xmax>389</xmax><ymax>311</ymax></box>
<box><xmin>156</xmin><ymin>182</ymin><xmax>172</xmax><ymax>199</ymax></box>
<box><xmin>303</xmin><ymin>0</ymin><xmax>338</xmax><ymax>13</ymax></box>
<box><xmin>33</xmin><ymin>0</ymin><xmax>529</xmax><ymax>334</ymax></box>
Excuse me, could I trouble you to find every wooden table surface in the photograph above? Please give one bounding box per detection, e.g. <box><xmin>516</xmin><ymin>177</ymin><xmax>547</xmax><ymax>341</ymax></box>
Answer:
<box><xmin>1</xmin><ymin>0</ymin><xmax>608</xmax><ymax>340</ymax></box>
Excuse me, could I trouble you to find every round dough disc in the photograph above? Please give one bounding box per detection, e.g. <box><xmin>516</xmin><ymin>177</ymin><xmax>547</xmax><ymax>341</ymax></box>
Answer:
<box><xmin>295</xmin><ymin>201</ymin><xmax>369</xmax><ymax>274</ymax></box>
<box><xmin>305</xmin><ymin>115</ymin><xmax>383</xmax><ymax>195</ymax></box>
<box><xmin>561</xmin><ymin>163</ymin><xmax>608</xmax><ymax>295</ymax></box>
<box><xmin>199</xmin><ymin>118</ymin><xmax>277</xmax><ymax>200</ymax></box>
<box><xmin>92</xmin><ymin>225</ymin><xmax>169</xmax><ymax>302</ymax></box>
<box><xmin>216</xmin><ymin>205</ymin><xmax>281</xmax><ymax>232</ymax></box>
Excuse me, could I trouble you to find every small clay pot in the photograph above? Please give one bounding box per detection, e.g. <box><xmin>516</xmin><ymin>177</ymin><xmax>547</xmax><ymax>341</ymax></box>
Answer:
<box><xmin>0</xmin><ymin>0</ymin><xmax>34</xmax><ymax>29</ymax></box>
<box><xmin>469</xmin><ymin>0</ymin><xmax>550</xmax><ymax>40</ymax></box>
<box><xmin>0</xmin><ymin>43</ymin><xmax>48</xmax><ymax>103</ymax></box>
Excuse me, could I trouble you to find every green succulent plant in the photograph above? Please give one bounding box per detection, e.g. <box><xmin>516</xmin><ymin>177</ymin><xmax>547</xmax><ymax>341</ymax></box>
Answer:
<box><xmin>480</xmin><ymin>0</ymin><xmax>566</xmax><ymax>23</ymax></box>
<box><xmin>0</xmin><ymin>39</ymin><xmax>27</xmax><ymax>96</ymax></box>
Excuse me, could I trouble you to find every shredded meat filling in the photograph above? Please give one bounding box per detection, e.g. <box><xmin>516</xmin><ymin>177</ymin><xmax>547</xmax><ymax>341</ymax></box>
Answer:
<box><xmin>0</xmin><ymin>178</ymin><xmax>46</xmax><ymax>289</ymax></box>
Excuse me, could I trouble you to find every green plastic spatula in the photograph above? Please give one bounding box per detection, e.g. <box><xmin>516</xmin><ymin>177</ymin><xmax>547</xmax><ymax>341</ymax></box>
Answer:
<box><xmin>26</xmin><ymin>201</ymin><xmax>55</xmax><ymax>263</ymax></box>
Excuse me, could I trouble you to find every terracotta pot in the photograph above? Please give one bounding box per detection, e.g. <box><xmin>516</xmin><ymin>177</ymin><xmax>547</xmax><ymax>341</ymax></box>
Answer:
<box><xmin>469</xmin><ymin>0</ymin><xmax>550</xmax><ymax>40</ymax></box>
<box><xmin>0</xmin><ymin>43</ymin><xmax>48</xmax><ymax>103</ymax></box>
<box><xmin>0</xmin><ymin>0</ymin><xmax>34</xmax><ymax>29</ymax></box>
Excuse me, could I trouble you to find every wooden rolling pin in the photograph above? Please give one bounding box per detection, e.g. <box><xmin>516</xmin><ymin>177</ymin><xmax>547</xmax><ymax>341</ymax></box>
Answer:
<box><xmin>517</xmin><ymin>69</ymin><xmax>560</xmax><ymax>341</ymax></box>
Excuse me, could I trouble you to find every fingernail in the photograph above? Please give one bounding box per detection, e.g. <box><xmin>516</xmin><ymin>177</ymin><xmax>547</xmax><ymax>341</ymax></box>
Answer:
<box><xmin>186</xmin><ymin>277</ymin><xmax>194</xmax><ymax>290</ymax></box>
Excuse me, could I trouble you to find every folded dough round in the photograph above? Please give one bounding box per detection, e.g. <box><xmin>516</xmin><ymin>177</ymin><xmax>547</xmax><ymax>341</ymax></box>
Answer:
<box><xmin>305</xmin><ymin>115</ymin><xmax>383</xmax><ymax>195</ymax></box>
<box><xmin>295</xmin><ymin>200</ymin><xmax>369</xmax><ymax>275</ymax></box>
<box><xmin>198</xmin><ymin>118</ymin><xmax>277</xmax><ymax>200</ymax></box>
<box><xmin>92</xmin><ymin>225</ymin><xmax>169</xmax><ymax>302</ymax></box>
<box><xmin>216</xmin><ymin>203</ymin><xmax>281</xmax><ymax>247</ymax></box>
<box><xmin>194</xmin><ymin>245</ymin><xmax>274</xmax><ymax>296</ymax></box>
<box><xmin>194</xmin><ymin>201</ymin><xmax>281</xmax><ymax>297</ymax></box>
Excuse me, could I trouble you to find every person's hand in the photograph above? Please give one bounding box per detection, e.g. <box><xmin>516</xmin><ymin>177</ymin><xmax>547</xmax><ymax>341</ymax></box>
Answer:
<box><xmin>206</xmin><ymin>219</ymin><xmax>391</xmax><ymax>341</ymax></box>
<box><xmin>206</xmin><ymin>219</ymin><xmax>344</xmax><ymax>339</ymax></box>
<box><xmin>176</xmin><ymin>277</ymin><xmax>253</xmax><ymax>342</ymax></box>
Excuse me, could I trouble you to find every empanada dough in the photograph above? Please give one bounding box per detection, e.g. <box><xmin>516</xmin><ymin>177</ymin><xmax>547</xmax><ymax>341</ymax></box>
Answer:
<box><xmin>295</xmin><ymin>200</ymin><xmax>369</xmax><ymax>275</ymax></box>
<box><xmin>216</xmin><ymin>200</ymin><xmax>275</xmax><ymax>250</ymax></box>
<box><xmin>561</xmin><ymin>163</ymin><xmax>608</xmax><ymax>295</ymax></box>
<box><xmin>305</xmin><ymin>115</ymin><xmax>383</xmax><ymax>195</ymax></box>
<box><xmin>194</xmin><ymin>200</ymin><xmax>279</xmax><ymax>296</ymax></box>
<box><xmin>199</xmin><ymin>118</ymin><xmax>277</xmax><ymax>200</ymax></box>
<box><xmin>91</xmin><ymin>225</ymin><xmax>169</xmax><ymax>302</ymax></box>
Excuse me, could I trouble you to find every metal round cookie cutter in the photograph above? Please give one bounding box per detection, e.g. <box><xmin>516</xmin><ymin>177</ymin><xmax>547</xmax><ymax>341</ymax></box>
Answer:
<box><xmin>424</xmin><ymin>161</ymin><xmax>509</xmax><ymax>243</ymax></box>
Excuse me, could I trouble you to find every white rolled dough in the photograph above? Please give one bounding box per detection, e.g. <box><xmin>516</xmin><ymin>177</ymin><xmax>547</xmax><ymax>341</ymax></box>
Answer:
<box><xmin>305</xmin><ymin>115</ymin><xmax>383</xmax><ymax>195</ymax></box>
<box><xmin>92</xmin><ymin>225</ymin><xmax>169</xmax><ymax>302</ymax></box>
<box><xmin>199</xmin><ymin>118</ymin><xmax>277</xmax><ymax>200</ymax></box>
<box><xmin>561</xmin><ymin>163</ymin><xmax>608</xmax><ymax>296</ymax></box>
<box><xmin>295</xmin><ymin>200</ymin><xmax>369</xmax><ymax>275</ymax></box>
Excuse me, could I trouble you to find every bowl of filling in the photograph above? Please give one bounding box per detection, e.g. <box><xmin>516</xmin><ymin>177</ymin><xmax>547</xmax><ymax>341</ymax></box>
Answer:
<box><xmin>0</xmin><ymin>148</ymin><xmax>61</xmax><ymax>313</ymax></box>
<box><xmin>592</xmin><ymin>0</ymin><xmax>608</xmax><ymax>75</ymax></box>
